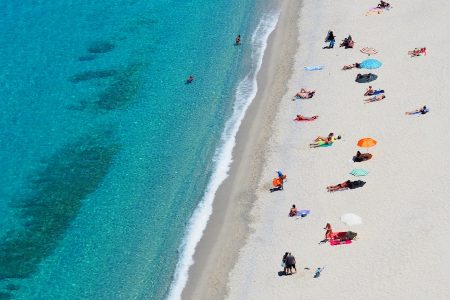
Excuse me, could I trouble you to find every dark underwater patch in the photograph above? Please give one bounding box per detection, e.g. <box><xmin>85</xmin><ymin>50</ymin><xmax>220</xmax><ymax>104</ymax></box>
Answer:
<box><xmin>78</xmin><ymin>54</ymin><xmax>97</xmax><ymax>62</ymax></box>
<box><xmin>69</xmin><ymin>70</ymin><xmax>118</xmax><ymax>83</ymax></box>
<box><xmin>0</xmin><ymin>131</ymin><xmax>120</xmax><ymax>284</ymax></box>
<box><xmin>94</xmin><ymin>63</ymin><xmax>144</xmax><ymax>110</ymax></box>
<box><xmin>87</xmin><ymin>41</ymin><xmax>115</xmax><ymax>54</ymax></box>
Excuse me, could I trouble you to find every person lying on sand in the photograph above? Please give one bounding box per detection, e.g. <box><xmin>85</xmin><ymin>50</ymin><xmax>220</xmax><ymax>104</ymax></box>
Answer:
<box><xmin>364</xmin><ymin>94</ymin><xmax>386</xmax><ymax>103</ymax></box>
<box><xmin>289</xmin><ymin>205</ymin><xmax>297</xmax><ymax>217</ymax></box>
<box><xmin>310</xmin><ymin>133</ymin><xmax>341</xmax><ymax>148</ymax></box>
<box><xmin>292</xmin><ymin>88</ymin><xmax>315</xmax><ymax>100</ymax></box>
<box><xmin>353</xmin><ymin>151</ymin><xmax>372</xmax><ymax>162</ymax></box>
<box><xmin>408</xmin><ymin>47</ymin><xmax>426</xmax><ymax>57</ymax></box>
<box><xmin>342</xmin><ymin>62</ymin><xmax>361</xmax><ymax>70</ymax></box>
<box><xmin>327</xmin><ymin>180</ymin><xmax>351</xmax><ymax>192</ymax></box>
<box><xmin>294</xmin><ymin>115</ymin><xmax>319</xmax><ymax>121</ymax></box>
<box><xmin>377</xmin><ymin>0</ymin><xmax>390</xmax><ymax>9</ymax></box>
<box><xmin>405</xmin><ymin>105</ymin><xmax>429</xmax><ymax>115</ymax></box>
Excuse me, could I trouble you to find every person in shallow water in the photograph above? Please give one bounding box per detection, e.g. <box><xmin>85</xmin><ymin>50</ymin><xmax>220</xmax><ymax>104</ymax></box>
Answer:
<box><xmin>235</xmin><ymin>35</ymin><xmax>241</xmax><ymax>45</ymax></box>
<box><xmin>186</xmin><ymin>75</ymin><xmax>194</xmax><ymax>84</ymax></box>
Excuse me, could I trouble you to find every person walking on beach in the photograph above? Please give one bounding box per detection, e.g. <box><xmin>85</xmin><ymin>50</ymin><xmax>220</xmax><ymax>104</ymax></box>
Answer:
<box><xmin>324</xmin><ymin>30</ymin><xmax>335</xmax><ymax>49</ymax></box>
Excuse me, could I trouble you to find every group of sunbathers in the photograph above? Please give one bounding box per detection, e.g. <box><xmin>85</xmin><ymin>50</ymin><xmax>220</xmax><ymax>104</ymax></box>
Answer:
<box><xmin>340</xmin><ymin>35</ymin><xmax>354</xmax><ymax>49</ymax></box>
<box><xmin>292</xmin><ymin>88</ymin><xmax>315</xmax><ymax>100</ymax></box>
<box><xmin>309</xmin><ymin>132</ymin><xmax>341</xmax><ymax>148</ymax></box>
<box><xmin>408</xmin><ymin>47</ymin><xmax>426</xmax><ymax>57</ymax></box>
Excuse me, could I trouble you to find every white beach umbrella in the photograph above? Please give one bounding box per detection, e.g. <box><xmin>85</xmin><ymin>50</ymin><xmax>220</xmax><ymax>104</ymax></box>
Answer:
<box><xmin>340</xmin><ymin>213</ymin><xmax>362</xmax><ymax>226</ymax></box>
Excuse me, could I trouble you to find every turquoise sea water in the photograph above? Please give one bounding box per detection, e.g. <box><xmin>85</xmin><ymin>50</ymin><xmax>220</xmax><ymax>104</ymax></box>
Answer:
<box><xmin>0</xmin><ymin>0</ymin><xmax>276</xmax><ymax>299</ymax></box>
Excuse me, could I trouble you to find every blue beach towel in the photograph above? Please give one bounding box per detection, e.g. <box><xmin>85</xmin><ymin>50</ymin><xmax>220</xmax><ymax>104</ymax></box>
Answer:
<box><xmin>296</xmin><ymin>210</ymin><xmax>310</xmax><ymax>217</ymax></box>
<box><xmin>373</xmin><ymin>89</ymin><xmax>384</xmax><ymax>95</ymax></box>
<box><xmin>304</xmin><ymin>65</ymin><xmax>324</xmax><ymax>71</ymax></box>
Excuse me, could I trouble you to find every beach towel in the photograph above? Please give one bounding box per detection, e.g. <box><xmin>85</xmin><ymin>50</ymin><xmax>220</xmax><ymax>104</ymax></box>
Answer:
<box><xmin>318</xmin><ymin>142</ymin><xmax>333</xmax><ymax>147</ymax></box>
<box><xmin>296</xmin><ymin>210</ymin><xmax>310</xmax><ymax>217</ymax></box>
<box><xmin>373</xmin><ymin>89</ymin><xmax>384</xmax><ymax>95</ymax></box>
<box><xmin>304</xmin><ymin>65</ymin><xmax>324</xmax><ymax>71</ymax></box>
<box><xmin>350</xmin><ymin>169</ymin><xmax>369</xmax><ymax>176</ymax></box>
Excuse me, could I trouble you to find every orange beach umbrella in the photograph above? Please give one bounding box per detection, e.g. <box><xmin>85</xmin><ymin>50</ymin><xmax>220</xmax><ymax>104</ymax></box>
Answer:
<box><xmin>357</xmin><ymin>137</ymin><xmax>377</xmax><ymax>148</ymax></box>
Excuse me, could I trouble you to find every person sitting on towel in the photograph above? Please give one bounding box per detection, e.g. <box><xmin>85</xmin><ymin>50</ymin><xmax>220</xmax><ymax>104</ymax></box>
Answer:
<box><xmin>295</xmin><ymin>115</ymin><xmax>318</xmax><ymax>121</ymax></box>
<box><xmin>364</xmin><ymin>86</ymin><xmax>375</xmax><ymax>96</ymax></box>
<box><xmin>327</xmin><ymin>180</ymin><xmax>351</xmax><ymax>192</ymax></box>
<box><xmin>289</xmin><ymin>205</ymin><xmax>298</xmax><ymax>217</ymax></box>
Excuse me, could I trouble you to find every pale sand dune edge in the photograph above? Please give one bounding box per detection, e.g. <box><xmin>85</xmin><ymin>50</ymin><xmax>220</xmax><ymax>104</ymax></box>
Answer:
<box><xmin>227</xmin><ymin>0</ymin><xmax>450</xmax><ymax>299</ymax></box>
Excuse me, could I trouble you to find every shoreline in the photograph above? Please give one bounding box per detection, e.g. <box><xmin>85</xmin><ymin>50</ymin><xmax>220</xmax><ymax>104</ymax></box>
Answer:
<box><xmin>180</xmin><ymin>0</ymin><xmax>301</xmax><ymax>298</ymax></box>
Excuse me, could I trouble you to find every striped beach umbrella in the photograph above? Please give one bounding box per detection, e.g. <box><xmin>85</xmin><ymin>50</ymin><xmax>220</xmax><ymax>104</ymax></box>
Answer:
<box><xmin>360</xmin><ymin>47</ymin><xmax>378</xmax><ymax>56</ymax></box>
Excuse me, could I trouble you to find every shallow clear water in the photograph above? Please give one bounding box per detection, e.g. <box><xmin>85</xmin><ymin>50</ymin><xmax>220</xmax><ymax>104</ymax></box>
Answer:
<box><xmin>0</xmin><ymin>0</ymin><xmax>274</xmax><ymax>298</ymax></box>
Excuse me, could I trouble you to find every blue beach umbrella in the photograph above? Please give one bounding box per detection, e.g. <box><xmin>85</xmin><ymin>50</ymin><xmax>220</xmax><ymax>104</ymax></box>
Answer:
<box><xmin>360</xmin><ymin>59</ymin><xmax>382</xmax><ymax>69</ymax></box>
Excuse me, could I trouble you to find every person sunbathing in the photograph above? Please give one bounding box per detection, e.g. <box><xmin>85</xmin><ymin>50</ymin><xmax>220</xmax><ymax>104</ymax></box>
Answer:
<box><xmin>310</xmin><ymin>133</ymin><xmax>341</xmax><ymax>148</ymax></box>
<box><xmin>327</xmin><ymin>180</ymin><xmax>351</xmax><ymax>192</ymax></box>
<box><xmin>294</xmin><ymin>115</ymin><xmax>319</xmax><ymax>121</ymax></box>
<box><xmin>342</xmin><ymin>62</ymin><xmax>361</xmax><ymax>70</ymax></box>
<box><xmin>289</xmin><ymin>205</ymin><xmax>298</xmax><ymax>217</ymax></box>
<box><xmin>408</xmin><ymin>47</ymin><xmax>426</xmax><ymax>57</ymax></box>
<box><xmin>292</xmin><ymin>88</ymin><xmax>315</xmax><ymax>100</ymax></box>
<box><xmin>364</xmin><ymin>94</ymin><xmax>386</xmax><ymax>103</ymax></box>
<box><xmin>353</xmin><ymin>151</ymin><xmax>372</xmax><ymax>162</ymax></box>
<box><xmin>405</xmin><ymin>105</ymin><xmax>429</xmax><ymax>115</ymax></box>
<box><xmin>377</xmin><ymin>0</ymin><xmax>390</xmax><ymax>8</ymax></box>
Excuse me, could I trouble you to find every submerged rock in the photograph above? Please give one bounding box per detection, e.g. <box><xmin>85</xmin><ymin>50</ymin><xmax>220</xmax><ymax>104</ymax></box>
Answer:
<box><xmin>94</xmin><ymin>63</ymin><xmax>144</xmax><ymax>110</ymax></box>
<box><xmin>78</xmin><ymin>54</ymin><xmax>97</xmax><ymax>62</ymax></box>
<box><xmin>87</xmin><ymin>41</ymin><xmax>115</xmax><ymax>54</ymax></box>
<box><xmin>69</xmin><ymin>70</ymin><xmax>118</xmax><ymax>83</ymax></box>
<box><xmin>0</xmin><ymin>131</ymin><xmax>120</xmax><ymax>282</ymax></box>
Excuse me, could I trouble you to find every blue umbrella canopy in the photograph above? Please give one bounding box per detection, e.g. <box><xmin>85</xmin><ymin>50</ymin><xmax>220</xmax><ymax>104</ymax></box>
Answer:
<box><xmin>360</xmin><ymin>59</ymin><xmax>382</xmax><ymax>69</ymax></box>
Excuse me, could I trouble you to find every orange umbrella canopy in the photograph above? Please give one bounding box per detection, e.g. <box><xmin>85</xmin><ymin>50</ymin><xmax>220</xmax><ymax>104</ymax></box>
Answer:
<box><xmin>357</xmin><ymin>138</ymin><xmax>377</xmax><ymax>148</ymax></box>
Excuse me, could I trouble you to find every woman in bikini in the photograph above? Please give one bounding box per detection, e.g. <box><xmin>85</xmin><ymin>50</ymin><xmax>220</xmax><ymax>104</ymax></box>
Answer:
<box><xmin>364</xmin><ymin>94</ymin><xmax>386</xmax><ymax>103</ymax></box>
<box><xmin>294</xmin><ymin>115</ymin><xmax>319</xmax><ymax>121</ymax></box>
<box><xmin>327</xmin><ymin>180</ymin><xmax>351</xmax><ymax>192</ymax></box>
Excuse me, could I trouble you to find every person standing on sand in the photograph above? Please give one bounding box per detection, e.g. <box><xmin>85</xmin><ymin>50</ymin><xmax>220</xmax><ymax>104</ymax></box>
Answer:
<box><xmin>282</xmin><ymin>252</ymin><xmax>290</xmax><ymax>274</ymax></box>
<box><xmin>325</xmin><ymin>30</ymin><xmax>335</xmax><ymax>48</ymax></box>
<box><xmin>286</xmin><ymin>253</ymin><xmax>297</xmax><ymax>274</ymax></box>
<box><xmin>324</xmin><ymin>223</ymin><xmax>333</xmax><ymax>240</ymax></box>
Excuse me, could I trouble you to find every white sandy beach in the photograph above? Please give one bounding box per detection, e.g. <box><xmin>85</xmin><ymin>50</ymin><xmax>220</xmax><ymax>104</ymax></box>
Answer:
<box><xmin>183</xmin><ymin>0</ymin><xmax>450</xmax><ymax>299</ymax></box>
